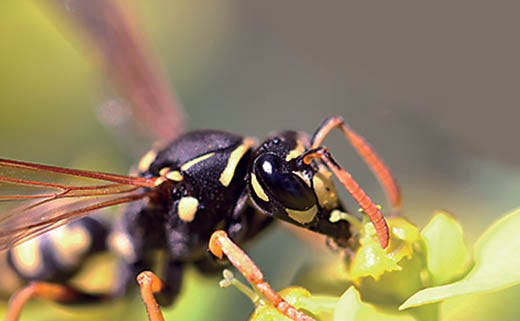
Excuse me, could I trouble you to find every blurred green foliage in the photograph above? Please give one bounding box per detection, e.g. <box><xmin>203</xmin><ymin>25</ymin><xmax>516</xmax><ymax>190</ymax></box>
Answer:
<box><xmin>246</xmin><ymin>210</ymin><xmax>520</xmax><ymax>321</ymax></box>
<box><xmin>0</xmin><ymin>1</ymin><xmax>101</xmax><ymax>164</ymax></box>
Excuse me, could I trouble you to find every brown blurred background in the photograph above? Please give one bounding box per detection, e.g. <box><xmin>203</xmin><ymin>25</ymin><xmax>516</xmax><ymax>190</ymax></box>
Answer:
<box><xmin>0</xmin><ymin>1</ymin><xmax>518</xmax><ymax>320</ymax></box>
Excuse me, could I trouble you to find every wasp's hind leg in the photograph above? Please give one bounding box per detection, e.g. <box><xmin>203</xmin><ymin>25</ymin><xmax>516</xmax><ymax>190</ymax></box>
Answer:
<box><xmin>5</xmin><ymin>217</ymin><xmax>111</xmax><ymax>321</ymax></box>
<box><xmin>5</xmin><ymin>282</ymin><xmax>110</xmax><ymax>321</ymax></box>
<box><xmin>209</xmin><ymin>230</ymin><xmax>316</xmax><ymax>321</ymax></box>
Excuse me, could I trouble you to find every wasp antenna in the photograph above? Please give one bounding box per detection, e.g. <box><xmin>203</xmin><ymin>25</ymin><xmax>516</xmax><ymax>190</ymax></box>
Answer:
<box><xmin>303</xmin><ymin>148</ymin><xmax>390</xmax><ymax>249</ymax></box>
<box><xmin>311</xmin><ymin>116</ymin><xmax>401</xmax><ymax>212</ymax></box>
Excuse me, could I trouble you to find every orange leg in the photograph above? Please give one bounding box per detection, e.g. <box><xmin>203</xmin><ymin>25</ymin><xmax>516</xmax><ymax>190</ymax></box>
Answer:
<box><xmin>209</xmin><ymin>230</ymin><xmax>316</xmax><ymax>321</ymax></box>
<box><xmin>5</xmin><ymin>272</ymin><xmax>168</xmax><ymax>321</ymax></box>
<box><xmin>303</xmin><ymin>147</ymin><xmax>389</xmax><ymax>249</ymax></box>
<box><xmin>136</xmin><ymin>271</ymin><xmax>168</xmax><ymax>321</ymax></box>
<box><xmin>311</xmin><ymin>116</ymin><xmax>401</xmax><ymax>212</ymax></box>
<box><xmin>5</xmin><ymin>282</ymin><xmax>108</xmax><ymax>321</ymax></box>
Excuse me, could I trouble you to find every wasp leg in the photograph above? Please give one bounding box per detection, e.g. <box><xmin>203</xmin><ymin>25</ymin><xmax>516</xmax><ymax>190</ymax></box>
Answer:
<box><xmin>193</xmin><ymin>205</ymin><xmax>256</xmax><ymax>275</ymax></box>
<box><xmin>110</xmin><ymin>258</ymin><xmax>152</xmax><ymax>308</ymax></box>
<box><xmin>310</xmin><ymin>115</ymin><xmax>401</xmax><ymax>211</ymax></box>
<box><xmin>193</xmin><ymin>256</ymin><xmax>225</xmax><ymax>275</ymax></box>
<box><xmin>227</xmin><ymin>191</ymin><xmax>274</xmax><ymax>243</ymax></box>
<box><xmin>302</xmin><ymin>147</ymin><xmax>389</xmax><ymax>249</ymax></box>
<box><xmin>136</xmin><ymin>271</ymin><xmax>167</xmax><ymax>321</ymax></box>
<box><xmin>209</xmin><ymin>230</ymin><xmax>316</xmax><ymax>321</ymax></box>
<box><xmin>5</xmin><ymin>282</ymin><xmax>109</xmax><ymax>321</ymax></box>
<box><xmin>195</xmin><ymin>191</ymin><xmax>274</xmax><ymax>276</ymax></box>
<box><xmin>110</xmin><ymin>199</ymin><xmax>166</xmax><ymax>297</ymax></box>
<box><xmin>154</xmin><ymin>260</ymin><xmax>183</xmax><ymax>306</ymax></box>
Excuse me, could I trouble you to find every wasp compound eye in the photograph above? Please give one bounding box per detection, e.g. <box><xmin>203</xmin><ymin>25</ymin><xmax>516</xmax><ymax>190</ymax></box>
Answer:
<box><xmin>254</xmin><ymin>153</ymin><xmax>316</xmax><ymax>211</ymax></box>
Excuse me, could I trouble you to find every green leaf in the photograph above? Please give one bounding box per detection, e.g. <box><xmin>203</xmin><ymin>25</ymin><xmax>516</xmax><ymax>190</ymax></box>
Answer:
<box><xmin>421</xmin><ymin>211</ymin><xmax>471</xmax><ymax>285</ymax></box>
<box><xmin>334</xmin><ymin>287</ymin><xmax>414</xmax><ymax>321</ymax></box>
<box><xmin>400</xmin><ymin>208</ymin><xmax>520</xmax><ymax>310</ymax></box>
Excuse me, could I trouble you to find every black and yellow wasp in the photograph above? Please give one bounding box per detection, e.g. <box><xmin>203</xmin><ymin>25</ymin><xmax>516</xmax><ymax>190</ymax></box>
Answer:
<box><xmin>0</xmin><ymin>1</ymin><xmax>401</xmax><ymax>321</ymax></box>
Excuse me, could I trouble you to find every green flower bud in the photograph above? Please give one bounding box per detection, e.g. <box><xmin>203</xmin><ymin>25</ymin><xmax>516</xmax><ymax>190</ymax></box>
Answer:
<box><xmin>249</xmin><ymin>287</ymin><xmax>313</xmax><ymax>321</ymax></box>
<box><xmin>348</xmin><ymin>217</ymin><xmax>430</xmax><ymax>307</ymax></box>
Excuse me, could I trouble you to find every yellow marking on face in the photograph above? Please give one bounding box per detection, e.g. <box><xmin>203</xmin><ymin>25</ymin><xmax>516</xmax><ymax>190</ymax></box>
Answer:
<box><xmin>219</xmin><ymin>138</ymin><xmax>255</xmax><ymax>187</ymax></box>
<box><xmin>285</xmin><ymin>139</ymin><xmax>306</xmax><ymax>162</ymax></box>
<box><xmin>166</xmin><ymin>170</ymin><xmax>183</xmax><ymax>182</ymax></box>
<box><xmin>159</xmin><ymin>167</ymin><xmax>170</xmax><ymax>176</ymax></box>
<box><xmin>180</xmin><ymin>152</ymin><xmax>216</xmax><ymax>172</ymax></box>
<box><xmin>312</xmin><ymin>166</ymin><xmax>339</xmax><ymax>210</ymax></box>
<box><xmin>292</xmin><ymin>171</ymin><xmax>311</xmax><ymax>187</ymax></box>
<box><xmin>251</xmin><ymin>173</ymin><xmax>269</xmax><ymax>202</ymax></box>
<box><xmin>138</xmin><ymin>150</ymin><xmax>157</xmax><ymax>172</ymax></box>
<box><xmin>49</xmin><ymin>225</ymin><xmax>92</xmax><ymax>268</ymax></box>
<box><xmin>10</xmin><ymin>238</ymin><xmax>42</xmax><ymax>276</ymax></box>
<box><xmin>108</xmin><ymin>232</ymin><xmax>137</xmax><ymax>262</ymax></box>
<box><xmin>286</xmin><ymin>205</ymin><xmax>318</xmax><ymax>224</ymax></box>
<box><xmin>178</xmin><ymin>196</ymin><xmax>199</xmax><ymax>222</ymax></box>
<box><xmin>329</xmin><ymin>209</ymin><xmax>352</xmax><ymax>223</ymax></box>
<box><xmin>154</xmin><ymin>177</ymin><xmax>167</xmax><ymax>186</ymax></box>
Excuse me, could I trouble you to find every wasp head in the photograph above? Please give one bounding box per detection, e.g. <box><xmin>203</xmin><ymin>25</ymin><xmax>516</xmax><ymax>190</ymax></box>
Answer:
<box><xmin>248</xmin><ymin>131</ymin><xmax>352</xmax><ymax>246</ymax></box>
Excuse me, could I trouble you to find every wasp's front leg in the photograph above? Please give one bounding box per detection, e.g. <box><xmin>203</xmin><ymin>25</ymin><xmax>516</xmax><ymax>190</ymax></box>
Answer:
<box><xmin>209</xmin><ymin>230</ymin><xmax>317</xmax><ymax>321</ymax></box>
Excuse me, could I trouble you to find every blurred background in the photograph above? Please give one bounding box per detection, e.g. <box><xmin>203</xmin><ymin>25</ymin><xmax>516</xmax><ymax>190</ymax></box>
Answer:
<box><xmin>0</xmin><ymin>1</ymin><xmax>518</xmax><ymax>320</ymax></box>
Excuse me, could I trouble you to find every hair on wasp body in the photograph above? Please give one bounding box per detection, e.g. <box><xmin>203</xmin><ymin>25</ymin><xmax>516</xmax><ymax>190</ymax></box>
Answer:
<box><xmin>0</xmin><ymin>2</ymin><xmax>402</xmax><ymax>321</ymax></box>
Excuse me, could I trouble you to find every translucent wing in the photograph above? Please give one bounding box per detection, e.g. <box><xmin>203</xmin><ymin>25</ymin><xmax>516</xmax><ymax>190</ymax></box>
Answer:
<box><xmin>48</xmin><ymin>0</ymin><xmax>186</xmax><ymax>144</ymax></box>
<box><xmin>0</xmin><ymin>158</ymin><xmax>159</xmax><ymax>251</ymax></box>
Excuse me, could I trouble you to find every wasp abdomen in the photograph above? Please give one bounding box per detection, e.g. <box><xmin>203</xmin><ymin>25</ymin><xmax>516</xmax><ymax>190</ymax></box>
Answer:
<box><xmin>7</xmin><ymin>217</ymin><xmax>108</xmax><ymax>282</ymax></box>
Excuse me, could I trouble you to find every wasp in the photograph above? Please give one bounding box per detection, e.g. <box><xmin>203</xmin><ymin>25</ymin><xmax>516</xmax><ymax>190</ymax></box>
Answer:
<box><xmin>0</xmin><ymin>1</ymin><xmax>401</xmax><ymax>321</ymax></box>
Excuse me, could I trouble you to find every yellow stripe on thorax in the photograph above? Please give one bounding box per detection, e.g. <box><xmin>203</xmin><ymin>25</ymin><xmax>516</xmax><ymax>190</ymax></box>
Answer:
<box><xmin>180</xmin><ymin>152</ymin><xmax>216</xmax><ymax>171</ymax></box>
<box><xmin>219</xmin><ymin>138</ymin><xmax>255</xmax><ymax>187</ymax></box>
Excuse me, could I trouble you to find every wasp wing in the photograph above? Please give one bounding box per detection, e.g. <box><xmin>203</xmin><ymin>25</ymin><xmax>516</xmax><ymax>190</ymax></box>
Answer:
<box><xmin>0</xmin><ymin>158</ymin><xmax>158</xmax><ymax>251</ymax></box>
<box><xmin>48</xmin><ymin>0</ymin><xmax>186</xmax><ymax>144</ymax></box>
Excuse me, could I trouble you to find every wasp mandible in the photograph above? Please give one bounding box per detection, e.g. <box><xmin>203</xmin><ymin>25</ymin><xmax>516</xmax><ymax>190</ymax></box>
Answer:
<box><xmin>1</xmin><ymin>1</ymin><xmax>401</xmax><ymax>321</ymax></box>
